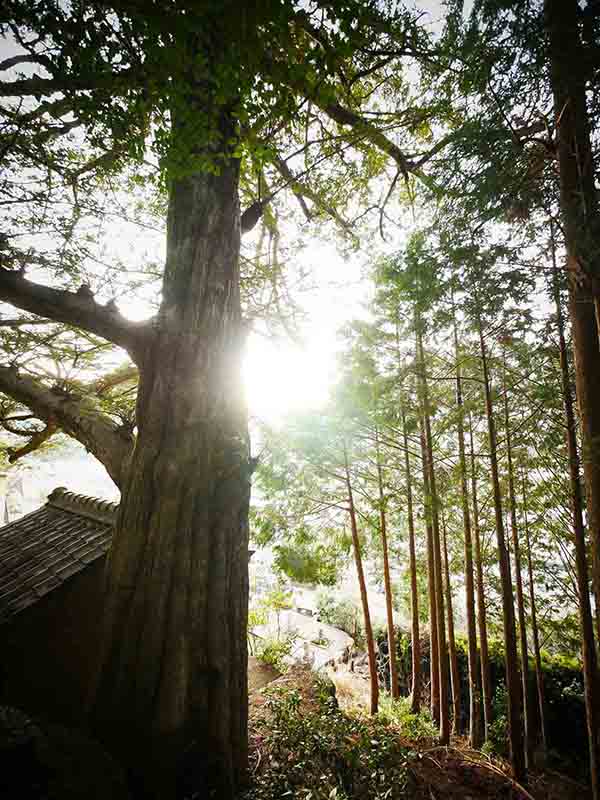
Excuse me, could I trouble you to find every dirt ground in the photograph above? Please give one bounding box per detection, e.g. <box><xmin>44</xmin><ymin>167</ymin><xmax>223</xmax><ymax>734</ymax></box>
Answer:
<box><xmin>247</xmin><ymin>656</ymin><xmax>280</xmax><ymax>692</ymax></box>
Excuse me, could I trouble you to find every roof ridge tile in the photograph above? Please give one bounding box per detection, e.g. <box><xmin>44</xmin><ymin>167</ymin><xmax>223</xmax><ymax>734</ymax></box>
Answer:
<box><xmin>46</xmin><ymin>487</ymin><xmax>118</xmax><ymax>525</ymax></box>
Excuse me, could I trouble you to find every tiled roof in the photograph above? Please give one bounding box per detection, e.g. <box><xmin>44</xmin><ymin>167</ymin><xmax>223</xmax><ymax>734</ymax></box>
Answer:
<box><xmin>0</xmin><ymin>488</ymin><xmax>118</xmax><ymax>623</ymax></box>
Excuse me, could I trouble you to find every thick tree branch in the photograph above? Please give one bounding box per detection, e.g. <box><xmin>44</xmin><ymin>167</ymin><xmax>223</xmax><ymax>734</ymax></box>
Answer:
<box><xmin>265</xmin><ymin>52</ymin><xmax>417</xmax><ymax>181</ymax></box>
<box><xmin>0</xmin><ymin>268</ymin><xmax>149</xmax><ymax>361</ymax></box>
<box><xmin>0</xmin><ymin>67</ymin><xmax>143</xmax><ymax>97</ymax></box>
<box><xmin>316</xmin><ymin>99</ymin><xmax>412</xmax><ymax>178</ymax></box>
<box><xmin>271</xmin><ymin>155</ymin><xmax>356</xmax><ymax>236</ymax></box>
<box><xmin>271</xmin><ymin>157</ymin><xmax>313</xmax><ymax>221</ymax></box>
<box><xmin>7</xmin><ymin>420</ymin><xmax>58</xmax><ymax>463</ymax></box>
<box><xmin>0</xmin><ymin>365</ymin><xmax>133</xmax><ymax>488</ymax></box>
<box><xmin>0</xmin><ymin>54</ymin><xmax>49</xmax><ymax>72</ymax></box>
<box><xmin>92</xmin><ymin>364</ymin><xmax>139</xmax><ymax>396</ymax></box>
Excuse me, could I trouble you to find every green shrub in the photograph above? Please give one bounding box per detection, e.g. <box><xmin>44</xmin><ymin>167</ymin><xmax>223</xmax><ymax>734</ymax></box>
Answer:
<box><xmin>377</xmin><ymin>695</ymin><xmax>437</xmax><ymax>741</ymax></box>
<box><xmin>316</xmin><ymin>591</ymin><xmax>364</xmax><ymax>647</ymax></box>
<box><xmin>255</xmin><ymin>634</ymin><xmax>297</xmax><ymax>673</ymax></box>
<box><xmin>482</xmin><ymin>683</ymin><xmax>508</xmax><ymax>759</ymax></box>
<box><xmin>243</xmin><ymin>682</ymin><xmax>411</xmax><ymax>800</ymax></box>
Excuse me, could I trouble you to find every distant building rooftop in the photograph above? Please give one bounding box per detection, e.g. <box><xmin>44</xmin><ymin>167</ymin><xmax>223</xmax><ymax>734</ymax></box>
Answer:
<box><xmin>0</xmin><ymin>488</ymin><xmax>117</xmax><ymax>622</ymax></box>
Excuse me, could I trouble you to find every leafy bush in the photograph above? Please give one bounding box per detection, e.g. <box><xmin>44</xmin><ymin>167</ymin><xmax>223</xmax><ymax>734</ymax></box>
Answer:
<box><xmin>377</xmin><ymin>695</ymin><xmax>437</xmax><ymax>741</ymax></box>
<box><xmin>482</xmin><ymin>683</ymin><xmax>509</xmax><ymax>759</ymax></box>
<box><xmin>311</xmin><ymin>633</ymin><xmax>330</xmax><ymax>648</ymax></box>
<box><xmin>243</xmin><ymin>681</ymin><xmax>411</xmax><ymax>800</ymax></box>
<box><xmin>272</xmin><ymin>543</ymin><xmax>340</xmax><ymax>585</ymax></box>
<box><xmin>316</xmin><ymin>591</ymin><xmax>364</xmax><ymax>647</ymax></box>
<box><xmin>248</xmin><ymin>605</ymin><xmax>268</xmax><ymax>655</ymax></box>
<box><xmin>255</xmin><ymin>634</ymin><xmax>297</xmax><ymax>673</ymax></box>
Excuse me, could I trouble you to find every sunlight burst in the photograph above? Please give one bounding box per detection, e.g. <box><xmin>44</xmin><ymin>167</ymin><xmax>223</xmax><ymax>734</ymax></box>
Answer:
<box><xmin>244</xmin><ymin>335</ymin><xmax>333</xmax><ymax>423</ymax></box>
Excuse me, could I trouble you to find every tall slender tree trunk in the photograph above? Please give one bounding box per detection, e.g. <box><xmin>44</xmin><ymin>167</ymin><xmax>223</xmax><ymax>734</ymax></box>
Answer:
<box><xmin>453</xmin><ymin>305</ymin><xmax>481</xmax><ymax>747</ymax></box>
<box><xmin>344</xmin><ymin>445</ymin><xmax>379</xmax><ymax>715</ymax></box>
<box><xmin>546</xmin><ymin>0</ymin><xmax>600</xmax><ymax>653</ymax></box>
<box><xmin>478</xmin><ymin>318</ymin><xmax>525</xmax><ymax>782</ymax></box>
<box><xmin>401</xmin><ymin>406</ymin><xmax>422</xmax><ymax>712</ymax></box>
<box><xmin>441</xmin><ymin>511</ymin><xmax>461</xmax><ymax>734</ymax></box>
<box><xmin>416</xmin><ymin>317</ymin><xmax>449</xmax><ymax>743</ymax></box>
<box><xmin>552</xmin><ymin>242</ymin><xmax>600</xmax><ymax>800</ymax></box>
<box><xmin>469</xmin><ymin>413</ymin><xmax>493</xmax><ymax>741</ymax></box>
<box><xmin>419</xmin><ymin>417</ymin><xmax>440</xmax><ymax>724</ymax></box>
<box><xmin>521</xmin><ymin>470</ymin><xmax>547</xmax><ymax>760</ymax></box>
<box><xmin>90</xmin><ymin>108</ymin><xmax>250</xmax><ymax>798</ymax></box>
<box><xmin>502</xmin><ymin>352</ymin><xmax>534</xmax><ymax>767</ymax></box>
<box><xmin>376</xmin><ymin>427</ymin><xmax>399</xmax><ymax>699</ymax></box>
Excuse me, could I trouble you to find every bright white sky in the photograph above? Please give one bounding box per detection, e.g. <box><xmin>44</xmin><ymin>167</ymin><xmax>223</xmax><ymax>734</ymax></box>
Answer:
<box><xmin>243</xmin><ymin>241</ymin><xmax>369</xmax><ymax>424</ymax></box>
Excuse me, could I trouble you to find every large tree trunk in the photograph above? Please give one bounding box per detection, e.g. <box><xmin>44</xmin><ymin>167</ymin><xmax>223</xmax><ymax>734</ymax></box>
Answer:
<box><xmin>552</xmin><ymin>241</ymin><xmax>600</xmax><ymax>800</ymax></box>
<box><xmin>90</xmin><ymin>111</ymin><xmax>251</xmax><ymax>798</ymax></box>
<box><xmin>345</xmin><ymin>446</ymin><xmax>379</xmax><ymax>715</ymax></box>
<box><xmin>469</xmin><ymin>413</ymin><xmax>493</xmax><ymax>741</ymax></box>
<box><xmin>546</xmin><ymin>0</ymin><xmax>600</xmax><ymax>652</ymax></box>
<box><xmin>441</xmin><ymin>511</ymin><xmax>461</xmax><ymax>734</ymax></box>
<box><xmin>453</xmin><ymin>307</ymin><xmax>481</xmax><ymax>747</ymax></box>
<box><xmin>401</xmin><ymin>406</ymin><xmax>422</xmax><ymax>713</ymax></box>
<box><xmin>478</xmin><ymin>318</ymin><xmax>525</xmax><ymax>782</ymax></box>
<box><xmin>416</xmin><ymin>319</ymin><xmax>449</xmax><ymax>743</ymax></box>
<box><xmin>502</xmin><ymin>352</ymin><xmax>534</xmax><ymax>767</ymax></box>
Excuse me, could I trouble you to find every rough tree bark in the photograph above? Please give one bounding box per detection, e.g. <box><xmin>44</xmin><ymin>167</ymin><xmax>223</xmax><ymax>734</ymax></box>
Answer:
<box><xmin>469</xmin><ymin>413</ymin><xmax>493</xmax><ymax>741</ymax></box>
<box><xmin>521</xmin><ymin>470</ymin><xmax>547</xmax><ymax>760</ymax></box>
<box><xmin>375</xmin><ymin>427</ymin><xmax>399</xmax><ymax>699</ymax></box>
<box><xmin>545</xmin><ymin>0</ymin><xmax>600</xmax><ymax>653</ymax></box>
<box><xmin>416</xmin><ymin>317</ymin><xmax>449</xmax><ymax>744</ymax></box>
<box><xmin>401</xmin><ymin>406</ymin><xmax>422</xmax><ymax>713</ymax></box>
<box><xmin>502</xmin><ymin>352</ymin><xmax>534</xmax><ymax>767</ymax></box>
<box><xmin>419</xmin><ymin>417</ymin><xmax>440</xmax><ymax>723</ymax></box>
<box><xmin>89</xmin><ymin>107</ymin><xmax>251</xmax><ymax>799</ymax></box>
<box><xmin>452</xmin><ymin>306</ymin><xmax>481</xmax><ymax>746</ymax></box>
<box><xmin>552</xmin><ymin>240</ymin><xmax>600</xmax><ymax>800</ymax></box>
<box><xmin>441</xmin><ymin>511</ymin><xmax>461</xmax><ymax>734</ymax></box>
<box><xmin>478</xmin><ymin>317</ymin><xmax>525</xmax><ymax>783</ymax></box>
<box><xmin>344</xmin><ymin>444</ymin><xmax>379</xmax><ymax>715</ymax></box>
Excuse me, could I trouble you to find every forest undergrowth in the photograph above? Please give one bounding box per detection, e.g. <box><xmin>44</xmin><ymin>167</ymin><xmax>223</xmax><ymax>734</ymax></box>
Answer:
<box><xmin>242</xmin><ymin>666</ymin><xmax>590</xmax><ymax>800</ymax></box>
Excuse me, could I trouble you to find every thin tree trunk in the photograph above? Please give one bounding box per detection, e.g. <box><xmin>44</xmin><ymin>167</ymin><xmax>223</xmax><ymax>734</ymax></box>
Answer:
<box><xmin>595</xmin><ymin>589</ymin><xmax>600</xmax><ymax>650</ymax></box>
<box><xmin>502</xmin><ymin>352</ymin><xmax>534</xmax><ymax>767</ymax></box>
<box><xmin>469</xmin><ymin>413</ymin><xmax>493</xmax><ymax>741</ymax></box>
<box><xmin>441</xmin><ymin>510</ymin><xmax>461</xmax><ymax>734</ymax></box>
<box><xmin>546</xmin><ymin>0</ymin><xmax>600</xmax><ymax>655</ymax></box>
<box><xmin>478</xmin><ymin>317</ymin><xmax>525</xmax><ymax>782</ymax></box>
<box><xmin>552</xmin><ymin>239</ymin><xmax>600</xmax><ymax>800</ymax></box>
<box><xmin>453</xmin><ymin>304</ymin><xmax>481</xmax><ymax>747</ymax></box>
<box><xmin>416</xmin><ymin>317</ymin><xmax>449</xmax><ymax>744</ymax></box>
<box><xmin>90</xmin><ymin>108</ymin><xmax>250</xmax><ymax>798</ymax></box>
<box><xmin>521</xmin><ymin>470</ymin><xmax>547</xmax><ymax>760</ymax></box>
<box><xmin>401</xmin><ymin>406</ymin><xmax>422</xmax><ymax>712</ymax></box>
<box><xmin>419</xmin><ymin>417</ymin><xmax>440</xmax><ymax>724</ymax></box>
<box><xmin>376</xmin><ymin>427</ymin><xmax>399</xmax><ymax>699</ymax></box>
<box><xmin>344</xmin><ymin>445</ymin><xmax>379</xmax><ymax>715</ymax></box>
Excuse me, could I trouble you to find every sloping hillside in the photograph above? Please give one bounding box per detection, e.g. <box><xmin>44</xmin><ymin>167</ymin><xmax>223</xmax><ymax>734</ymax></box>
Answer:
<box><xmin>244</xmin><ymin>667</ymin><xmax>590</xmax><ymax>800</ymax></box>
